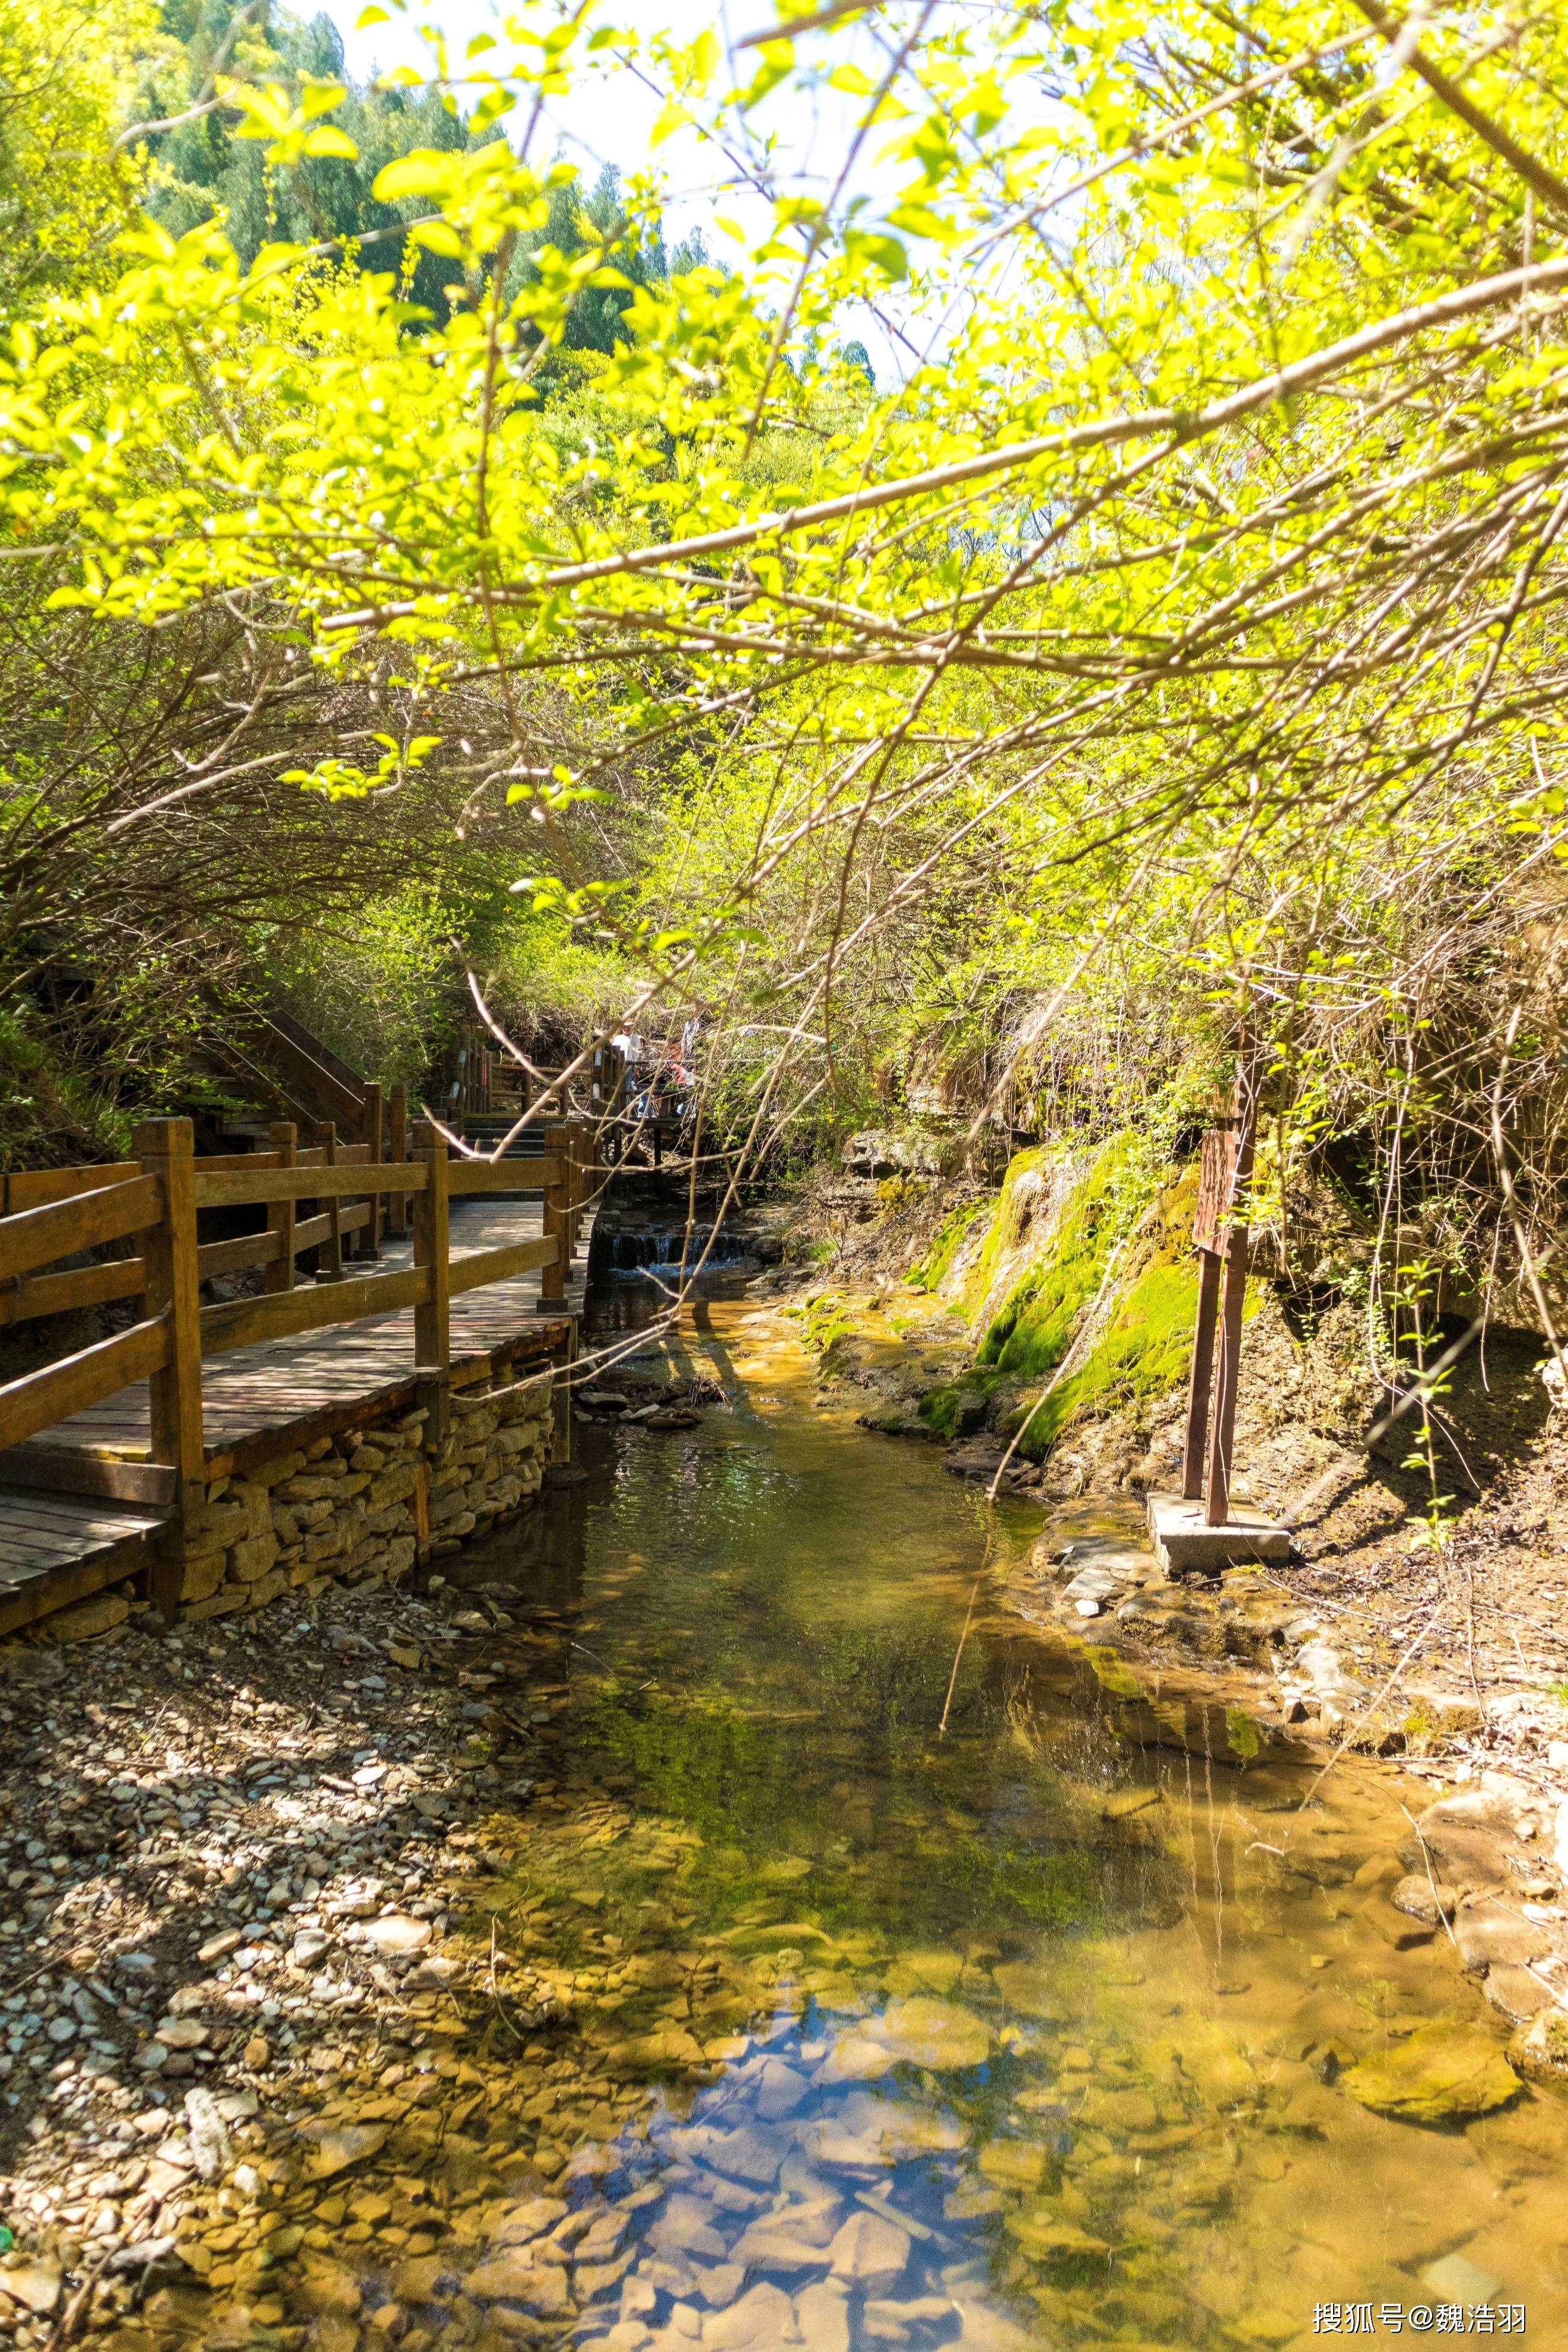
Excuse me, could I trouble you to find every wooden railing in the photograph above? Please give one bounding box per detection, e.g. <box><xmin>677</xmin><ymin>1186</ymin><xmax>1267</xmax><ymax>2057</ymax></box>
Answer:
<box><xmin>0</xmin><ymin>1110</ymin><xmax>603</xmax><ymax>1593</ymax></box>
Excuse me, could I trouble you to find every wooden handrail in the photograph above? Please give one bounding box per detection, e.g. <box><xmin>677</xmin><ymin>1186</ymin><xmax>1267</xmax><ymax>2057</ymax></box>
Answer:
<box><xmin>445</xmin><ymin>1156</ymin><xmax>554</xmax><ymax>1196</ymax></box>
<box><xmin>136</xmin><ymin>1123</ymin><xmax>204</xmax><ymax>1621</ymax></box>
<box><xmin>0</xmin><ymin>1063</ymin><xmax>586</xmax><ymax>1580</ymax></box>
<box><xmin>0</xmin><ymin>1175</ymin><xmax>164</xmax><ymax>1286</ymax></box>
<box><xmin>0</xmin><ymin>1202</ymin><xmax>381</xmax><ymax>1317</ymax></box>
<box><xmin>3</xmin><ymin>1162</ymin><xmax>139</xmax><ymax>1213</ymax></box>
<box><xmin>201</xmin><ymin>1263</ymin><xmax>429</xmax><ymax>1356</ymax></box>
<box><xmin>0</xmin><ymin>1314</ymin><xmax>169</xmax><ymax>1455</ymax></box>
<box><xmin>0</xmin><ymin>1257</ymin><xmax>147</xmax><ymax>1330</ymax></box>
<box><xmin>195</xmin><ymin>1162</ymin><xmax>431</xmax><ymax>1209</ymax></box>
<box><xmin>195</xmin><ymin>1204</ymin><xmax>370</xmax><ymax>1284</ymax></box>
<box><xmin>540</xmin><ymin>1121</ymin><xmax>568</xmax><ymax>1307</ymax></box>
<box><xmin>448</xmin><ymin>1235</ymin><xmax>558</xmax><ymax>1295</ymax></box>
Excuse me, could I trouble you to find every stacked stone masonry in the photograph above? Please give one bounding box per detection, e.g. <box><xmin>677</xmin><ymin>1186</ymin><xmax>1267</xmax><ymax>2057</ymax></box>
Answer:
<box><xmin>175</xmin><ymin>1371</ymin><xmax>555</xmax><ymax>1625</ymax></box>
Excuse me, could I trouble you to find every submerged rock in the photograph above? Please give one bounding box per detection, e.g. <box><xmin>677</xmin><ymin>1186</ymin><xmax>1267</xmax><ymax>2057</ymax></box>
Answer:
<box><xmin>1391</xmin><ymin>1873</ymin><xmax>1456</xmax><ymax>1925</ymax></box>
<box><xmin>704</xmin><ymin>2281</ymin><xmax>796</xmax><ymax>2348</ymax></box>
<box><xmin>1484</xmin><ymin>1963</ymin><xmax>1556</xmax><ymax>2023</ymax></box>
<box><xmin>990</xmin><ymin>1960</ymin><xmax>1063</xmax><ymax>2019</ymax></box>
<box><xmin>977</xmin><ymin>2138</ymin><xmax>1049</xmax><ymax>2192</ymax></box>
<box><xmin>872</xmin><ymin>1996</ymin><xmax>993</xmax><ymax>2070</ymax></box>
<box><xmin>1339</xmin><ymin>2024</ymin><xmax>1521</xmax><ymax>2124</ymax></box>
<box><xmin>1004</xmin><ymin>2205</ymin><xmax>1110</xmax><ymax>2262</ymax></box>
<box><xmin>828</xmin><ymin>2210</ymin><xmax>909</xmax><ymax>2291</ymax></box>
<box><xmin>0</xmin><ymin>2257</ymin><xmax>62</xmax><ymax>2316</ymax></box>
<box><xmin>466</xmin><ymin>2253</ymin><xmax>573</xmax><ymax>2315</ymax></box>
<box><xmin>297</xmin><ymin>2120</ymin><xmax>388</xmax><ymax>2180</ymax></box>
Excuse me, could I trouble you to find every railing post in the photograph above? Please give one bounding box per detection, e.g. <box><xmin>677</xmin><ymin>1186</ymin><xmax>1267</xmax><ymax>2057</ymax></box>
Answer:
<box><xmin>389</xmin><ymin>1083</ymin><xmax>408</xmax><ymax>1237</ymax></box>
<box><xmin>412</xmin><ymin>1118</ymin><xmax>451</xmax><ymax>1447</ymax></box>
<box><xmin>1181</xmin><ymin>1247</ymin><xmax>1222</xmax><ymax>1501</ymax></box>
<box><xmin>315</xmin><ymin>1122</ymin><xmax>344</xmax><ymax>1282</ymax></box>
<box><xmin>135</xmin><ymin>1119</ymin><xmax>204</xmax><ymax>1623</ymax></box>
<box><xmin>361</xmin><ymin>1080</ymin><xmax>384</xmax><ymax>1260</ymax></box>
<box><xmin>264</xmin><ymin>1122</ymin><xmax>296</xmax><ymax>1293</ymax></box>
<box><xmin>571</xmin><ymin>1117</ymin><xmax>588</xmax><ymax>1251</ymax></box>
<box><xmin>1205</xmin><ymin>1051</ymin><xmax>1260</xmax><ymax>1526</ymax></box>
<box><xmin>539</xmin><ymin>1121</ymin><xmax>568</xmax><ymax>1308</ymax></box>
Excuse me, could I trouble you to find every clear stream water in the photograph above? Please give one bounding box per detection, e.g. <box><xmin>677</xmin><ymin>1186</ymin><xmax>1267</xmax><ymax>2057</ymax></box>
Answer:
<box><xmin>444</xmin><ymin>1258</ymin><xmax>1566</xmax><ymax>2351</ymax></box>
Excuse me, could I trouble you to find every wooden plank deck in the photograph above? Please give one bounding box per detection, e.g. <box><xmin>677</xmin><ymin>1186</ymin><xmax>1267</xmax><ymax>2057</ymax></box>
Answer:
<box><xmin>0</xmin><ymin>1197</ymin><xmax>590</xmax><ymax>1628</ymax></box>
<box><xmin>0</xmin><ymin>1488</ymin><xmax>170</xmax><ymax>1633</ymax></box>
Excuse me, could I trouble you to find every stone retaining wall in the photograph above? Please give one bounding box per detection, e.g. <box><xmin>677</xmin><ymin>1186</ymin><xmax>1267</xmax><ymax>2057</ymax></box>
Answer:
<box><xmin>175</xmin><ymin>1370</ymin><xmax>555</xmax><ymax>1625</ymax></box>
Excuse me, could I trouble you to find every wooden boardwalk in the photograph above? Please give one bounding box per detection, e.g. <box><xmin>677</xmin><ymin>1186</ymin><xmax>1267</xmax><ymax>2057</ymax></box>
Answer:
<box><xmin>0</xmin><ymin>1196</ymin><xmax>591</xmax><ymax>1635</ymax></box>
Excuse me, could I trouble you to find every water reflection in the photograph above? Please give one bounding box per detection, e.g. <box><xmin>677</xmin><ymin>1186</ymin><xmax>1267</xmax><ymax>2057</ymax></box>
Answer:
<box><xmin>424</xmin><ymin>1269</ymin><xmax>1568</xmax><ymax>2351</ymax></box>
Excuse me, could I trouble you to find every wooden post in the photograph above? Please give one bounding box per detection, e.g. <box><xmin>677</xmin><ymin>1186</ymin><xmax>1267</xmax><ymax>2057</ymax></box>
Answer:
<box><xmin>389</xmin><ymin>1083</ymin><xmax>408</xmax><ymax>1237</ymax></box>
<box><xmin>315</xmin><ymin>1123</ymin><xmax>344</xmax><ymax>1282</ymax></box>
<box><xmin>412</xmin><ymin>1119</ymin><xmax>451</xmax><ymax>1447</ymax></box>
<box><xmin>135</xmin><ymin>1119</ymin><xmax>204</xmax><ymax>1622</ymax></box>
<box><xmin>568</xmin><ymin>1117</ymin><xmax>586</xmax><ymax>1253</ymax></box>
<box><xmin>1181</xmin><ymin>1247</ymin><xmax>1223</xmax><ymax>1501</ymax></box>
<box><xmin>539</xmin><ymin>1121</ymin><xmax>568</xmax><ymax>1307</ymax></box>
<box><xmin>1205</xmin><ymin>1059</ymin><xmax>1260</xmax><ymax>1526</ymax></box>
<box><xmin>1206</xmin><ymin>1222</ymin><xmax>1251</xmax><ymax>1525</ymax></box>
<box><xmin>360</xmin><ymin>1081</ymin><xmax>383</xmax><ymax>1260</ymax></box>
<box><xmin>263</xmin><ymin>1123</ymin><xmax>296</xmax><ymax>1293</ymax></box>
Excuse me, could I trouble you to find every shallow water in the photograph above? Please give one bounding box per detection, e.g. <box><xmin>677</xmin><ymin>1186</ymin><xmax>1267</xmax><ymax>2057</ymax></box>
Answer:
<box><xmin>450</xmin><ymin>1274</ymin><xmax>1568</xmax><ymax>2350</ymax></box>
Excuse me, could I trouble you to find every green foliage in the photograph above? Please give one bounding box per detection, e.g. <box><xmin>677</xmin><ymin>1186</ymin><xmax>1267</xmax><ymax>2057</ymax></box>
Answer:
<box><xmin>137</xmin><ymin>0</ymin><xmax>473</xmax><ymax>309</ymax></box>
<box><xmin>261</xmin><ymin>883</ymin><xmax>460</xmax><ymax>1091</ymax></box>
<box><xmin>0</xmin><ymin>0</ymin><xmax>1563</xmax><ymax>1250</ymax></box>
<box><xmin>0</xmin><ymin>0</ymin><xmax>148</xmax><ymax>304</ymax></box>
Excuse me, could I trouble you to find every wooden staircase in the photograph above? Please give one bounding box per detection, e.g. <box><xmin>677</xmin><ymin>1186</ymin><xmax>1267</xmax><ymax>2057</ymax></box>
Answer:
<box><xmin>196</xmin><ymin>1002</ymin><xmax>375</xmax><ymax>1146</ymax></box>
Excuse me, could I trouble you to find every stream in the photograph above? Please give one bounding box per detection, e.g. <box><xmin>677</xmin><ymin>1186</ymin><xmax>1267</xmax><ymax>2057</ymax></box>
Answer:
<box><xmin>438</xmin><ymin>1250</ymin><xmax>1564</xmax><ymax>2351</ymax></box>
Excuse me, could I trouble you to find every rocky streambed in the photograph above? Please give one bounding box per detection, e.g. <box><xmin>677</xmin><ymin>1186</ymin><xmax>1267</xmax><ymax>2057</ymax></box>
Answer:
<box><xmin>0</xmin><ymin>1291</ymin><xmax>1565</xmax><ymax>2352</ymax></box>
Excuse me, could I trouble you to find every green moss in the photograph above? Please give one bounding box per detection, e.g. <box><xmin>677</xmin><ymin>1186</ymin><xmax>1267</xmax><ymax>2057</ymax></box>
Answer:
<box><xmin>1224</xmin><ymin>1706</ymin><xmax>1262</xmax><ymax>1760</ymax></box>
<box><xmin>960</xmin><ymin>1148</ymin><xmax>1049</xmax><ymax>1314</ymax></box>
<box><xmin>916</xmin><ymin>1364</ymin><xmax>1004</xmax><ymax>1439</ymax></box>
<box><xmin>788</xmin><ymin>1289</ymin><xmax>859</xmax><ymax>1371</ymax></box>
<box><xmin>1003</xmin><ymin>1258</ymin><xmax>1202</xmax><ymax>1458</ymax></box>
<box><xmin>976</xmin><ymin>1145</ymin><xmax>1130</xmax><ymax>1380</ymax></box>
<box><xmin>1004</xmin><ymin>1254</ymin><xmax>1260</xmax><ymax>1460</ymax></box>
<box><xmin>907</xmin><ymin>1196</ymin><xmax>991</xmax><ymax>1293</ymax></box>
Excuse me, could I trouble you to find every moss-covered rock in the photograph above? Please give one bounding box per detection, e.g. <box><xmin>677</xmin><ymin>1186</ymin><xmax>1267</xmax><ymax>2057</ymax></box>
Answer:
<box><xmin>975</xmin><ymin>1155</ymin><xmax>1122</xmax><ymax>1377</ymax></box>
<box><xmin>1339</xmin><ymin>2023</ymin><xmax>1520</xmax><ymax>2124</ymax></box>
<box><xmin>907</xmin><ymin>1196</ymin><xmax>990</xmax><ymax>1292</ymax></box>
<box><xmin>916</xmin><ymin>1368</ymin><xmax>1003</xmax><ymax>1438</ymax></box>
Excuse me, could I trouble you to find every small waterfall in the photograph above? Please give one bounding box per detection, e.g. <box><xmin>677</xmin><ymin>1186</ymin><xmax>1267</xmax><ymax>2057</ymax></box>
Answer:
<box><xmin>603</xmin><ymin>1224</ymin><xmax>754</xmax><ymax>1275</ymax></box>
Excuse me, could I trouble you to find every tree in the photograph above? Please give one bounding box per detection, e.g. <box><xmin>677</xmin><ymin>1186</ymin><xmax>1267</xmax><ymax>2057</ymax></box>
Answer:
<box><xmin>0</xmin><ymin>0</ymin><xmax>149</xmax><ymax>303</ymax></box>
<box><xmin>131</xmin><ymin>0</ymin><xmax>475</xmax><ymax>316</ymax></box>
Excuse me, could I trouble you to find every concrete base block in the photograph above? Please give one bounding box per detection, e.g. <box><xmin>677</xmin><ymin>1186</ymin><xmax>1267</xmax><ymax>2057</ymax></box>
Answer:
<box><xmin>1147</xmin><ymin>1490</ymin><xmax>1293</xmax><ymax>1578</ymax></box>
